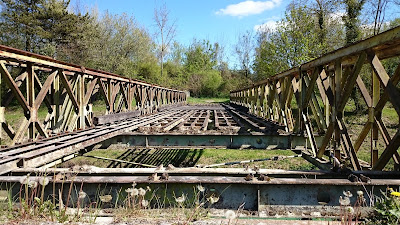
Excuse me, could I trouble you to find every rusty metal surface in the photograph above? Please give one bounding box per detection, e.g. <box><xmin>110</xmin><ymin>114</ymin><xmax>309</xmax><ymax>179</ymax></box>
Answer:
<box><xmin>230</xmin><ymin>26</ymin><xmax>400</xmax><ymax>171</ymax></box>
<box><xmin>0</xmin><ymin>44</ymin><xmax>186</xmax><ymax>147</ymax></box>
<box><xmin>0</xmin><ymin>173</ymin><xmax>396</xmax><ymax>216</ymax></box>
<box><xmin>2</xmin><ymin>175</ymin><xmax>400</xmax><ymax>185</ymax></box>
<box><xmin>11</xmin><ymin>167</ymin><xmax>400</xmax><ymax>179</ymax></box>
<box><xmin>0</xmin><ymin>104</ymin><xmax>302</xmax><ymax>174</ymax></box>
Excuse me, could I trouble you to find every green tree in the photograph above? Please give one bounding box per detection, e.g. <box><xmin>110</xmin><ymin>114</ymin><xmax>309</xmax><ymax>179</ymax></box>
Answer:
<box><xmin>234</xmin><ymin>30</ymin><xmax>254</xmax><ymax>77</ymax></box>
<box><xmin>253</xmin><ymin>28</ymin><xmax>284</xmax><ymax>80</ymax></box>
<box><xmin>86</xmin><ymin>12</ymin><xmax>157</xmax><ymax>80</ymax></box>
<box><xmin>41</xmin><ymin>0</ymin><xmax>95</xmax><ymax>63</ymax></box>
<box><xmin>0</xmin><ymin>0</ymin><xmax>44</xmax><ymax>51</ymax></box>
<box><xmin>0</xmin><ymin>0</ymin><xmax>93</xmax><ymax>61</ymax></box>
<box><xmin>253</xmin><ymin>4</ymin><xmax>321</xmax><ymax>80</ymax></box>
<box><xmin>184</xmin><ymin>39</ymin><xmax>218</xmax><ymax>73</ymax></box>
<box><xmin>342</xmin><ymin>0</ymin><xmax>367</xmax><ymax>113</ymax></box>
<box><xmin>342</xmin><ymin>0</ymin><xmax>366</xmax><ymax>45</ymax></box>
<box><xmin>184</xmin><ymin>39</ymin><xmax>222</xmax><ymax>96</ymax></box>
<box><xmin>154</xmin><ymin>3</ymin><xmax>176</xmax><ymax>79</ymax></box>
<box><xmin>304</xmin><ymin>0</ymin><xmax>343</xmax><ymax>54</ymax></box>
<box><xmin>164</xmin><ymin>42</ymin><xmax>187</xmax><ymax>89</ymax></box>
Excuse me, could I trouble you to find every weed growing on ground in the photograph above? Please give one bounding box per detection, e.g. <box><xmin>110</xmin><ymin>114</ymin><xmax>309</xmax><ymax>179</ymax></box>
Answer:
<box><xmin>0</xmin><ymin>173</ymin><xmax>102</xmax><ymax>224</ymax></box>
<box><xmin>367</xmin><ymin>188</ymin><xmax>400</xmax><ymax>225</ymax></box>
<box><xmin>338</xmin><ymin>190</ymin><xmax>366</xmax><ymax>224</ymax></box>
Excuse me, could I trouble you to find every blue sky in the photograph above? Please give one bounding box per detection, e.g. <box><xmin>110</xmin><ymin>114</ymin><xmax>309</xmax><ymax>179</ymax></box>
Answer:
<box><xmin>71</xmin><ymin>0</ymin><xmax>288</xmax><ymax>66</ymax></box>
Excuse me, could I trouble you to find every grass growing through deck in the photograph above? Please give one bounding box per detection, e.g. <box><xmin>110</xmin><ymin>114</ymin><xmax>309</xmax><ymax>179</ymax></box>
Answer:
<box><xmin>187</xmin><ymin>97</ymin><xmax>229</xmax><ymax>104</ymax></box>
<box><xmin>63</xmin><ymin>148</ymin><xmax>316</xmax><ymax>170</ymax></box>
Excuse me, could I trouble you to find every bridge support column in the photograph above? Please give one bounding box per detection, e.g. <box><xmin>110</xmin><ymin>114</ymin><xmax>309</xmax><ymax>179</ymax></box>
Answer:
<box><xmin>52</xmin><ymin>73</ymin><xmax>60</xmax><ymax>130</ymax></box>
<box><xmin>371</xmin><ymin>70</ymin><xmax>379</xmax><ymax>166</ymax></box>
<box><xmin>78</xmin><ymin>74</ymin><xmax>85</xmax><ymax>129</ymax></box>
<box><xmin>0</xmin><ymin>73</ymin><xmax>2</xmax><ymax>145</ymax></box>
<box><xmin>107</xmin><ymin>79</ymin><xmax>113</xmax><ymax>114</ymax></box>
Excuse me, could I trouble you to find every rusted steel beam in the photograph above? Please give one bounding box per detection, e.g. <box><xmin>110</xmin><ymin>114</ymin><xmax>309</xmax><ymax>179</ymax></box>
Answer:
<box><xmin>1</xmin><ymin>173</ymin><xmax>398</xmax><ymax>214</ymax></box>
<box><xmin>0</xmin><ymin>44</ymin><xmax>184</xmax><ymax>91</ymax></box>
<box><xmin>0</xmin><ymin>110</ymin><xmax>180</xmax><ymax>175</ymax></box>
<box><xmin>231</xmin><ymin>27</ymin><xmax>400</xmax><ymax>171</ymax></box>
<box><xmin>0</xmin><ymin>44</ymin><xmax>186</xmax><ymax>145</ymax></box>
<box><xmin>0</xmin><ymin>62</ymin><xmax>29</xmax><ymax>113</ymax></box>
<box><xmin>93</xmin><ymin>110</ymin><xmax>141</xmax><ymax>125</ymax></box>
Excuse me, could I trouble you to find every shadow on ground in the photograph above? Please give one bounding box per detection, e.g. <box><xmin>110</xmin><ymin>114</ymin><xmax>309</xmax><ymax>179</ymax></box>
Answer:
<box><xmin>107</xmin><ymin>148</ymin><xmax>203</xmax><ymax>168</ymax></box>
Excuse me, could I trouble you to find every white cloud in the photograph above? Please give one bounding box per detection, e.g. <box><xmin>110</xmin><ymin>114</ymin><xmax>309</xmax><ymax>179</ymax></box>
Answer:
<box><xmin>254</xmin><ymin>20</ymin><xmax>278</xmax><ymax>32</ymax></box>
<box><xmin>216</xmin><ymin>0</ymin><xmax>282</xmax><ymax>17</ymax></box>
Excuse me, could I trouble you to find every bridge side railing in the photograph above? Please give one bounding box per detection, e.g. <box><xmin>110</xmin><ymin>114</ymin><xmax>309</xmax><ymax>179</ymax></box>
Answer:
<box><xmin>0</xmin><ymin>45</ymin><xmax>186</xmax><ymax>145</ymax></box>
<box><xmin>230</xmin><ymin>26</ymin><xmax>400</xmax><ymax>171</ymax></box>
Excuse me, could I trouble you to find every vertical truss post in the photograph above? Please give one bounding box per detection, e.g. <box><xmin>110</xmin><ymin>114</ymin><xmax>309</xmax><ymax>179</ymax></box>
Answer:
<box><xmin>298</xmin><ymin>72</ymin><xmax>303</xmax><ymax>134</ymax></box>
<box><xmin>27</xmin><ymin>63</ymin><xmax>35</xmax><ymax>140</ymax></box>
<box><xmin>107</xmin><ymin>79</ymin><xmax>113</xmax><ymax>113</ymax></box>
<box><xmin>0</xmin><ymin>71</ymin><xmax>2</xmax><ymax>145</ymax></box>
<box><xmin>334</xmin><ymin>60</ymin><xmax>342</xmax><ymax>160</ymax></box>
<box><xmin>53</xmin><ymin>72</ymin><xmax>60</xmax><ymax>129</ymax></box>
<box><xmin>371</xmin><ymin>69</ymin><xmax>380</xmax><ymax>166</ymax></box>
<box><xmin>78</xmin><ymin>74</ymin><xmax>85</xmax><ymax>129</ymax></box>
<box><xmin>259</xmin><ymin>85</ymin><xmax>265</xmax><ymax>117</ymax></box>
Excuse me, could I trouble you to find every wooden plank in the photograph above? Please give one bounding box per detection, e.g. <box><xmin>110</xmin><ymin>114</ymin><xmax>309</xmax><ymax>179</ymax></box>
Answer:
<box><xmin>83</xmin><ymin>155</ymin><xmax>156</xmax><ymax>168</ymax></box>
<box><xmin>190</xmin><ymin>110</ymin><xmax>204</xmax><ymax>128</ymax></box>
<box><xmin>214</xmin><ymin>110</ymin><xmax>220</xmax><ymax>128</ymax></box>
<box><xmin>93</xmin><ymin>110</ymin><xmax>141</xmax><ymax>125</ymax></box>
<box><xmin>202</xmin><ymin>110</ymin><xmax>210</xmax><ymax>131</ymax></box>
<box><xmin>163</xmin><ymin>111</ymin><xmax>195</xmax><ymax>132</ymax></box>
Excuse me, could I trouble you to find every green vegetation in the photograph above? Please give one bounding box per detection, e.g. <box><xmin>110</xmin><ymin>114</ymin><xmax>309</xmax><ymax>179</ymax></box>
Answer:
<box><xmin>198</xmin><ymin>149</ymin><xmax>315</xmax><ymax>170</ymax></box>
<box><xmin>187</xmin><ymin>97</ymin><xmax>229</xmax><ymax>104</ymax></box>
<box><xmin>369</xmin><ymin>189</ymin><xmax>400</xmax><ymax>224</ymax></box>
<box><xmin>63</xmin><ymin>148</ymin><xmax>316</xmax><ymax>171</ymax></box>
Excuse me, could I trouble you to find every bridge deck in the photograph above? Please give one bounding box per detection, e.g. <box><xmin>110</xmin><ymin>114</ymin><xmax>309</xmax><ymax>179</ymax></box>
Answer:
<box><xmin>0</xmin><ymin>104</ymin><xmax>298</xmax><ymax>175</ymax></box>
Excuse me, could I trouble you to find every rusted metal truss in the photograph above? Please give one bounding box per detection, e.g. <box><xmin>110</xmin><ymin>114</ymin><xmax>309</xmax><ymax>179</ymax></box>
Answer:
<box><xmin>230</xmin><ymin>26</ymin><xmax>400</xmax><ymax>171</ymax></box>
<box><xmin>0</xmin><ymin>44</ymin><xmax>186</xmax><ymax>145</ymax></box>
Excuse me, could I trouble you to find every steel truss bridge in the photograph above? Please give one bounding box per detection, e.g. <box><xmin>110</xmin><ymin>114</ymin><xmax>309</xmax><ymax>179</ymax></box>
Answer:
<box><xmin>1</xmin><ymin>26</ymin><xmax>400</xmax><ymax>218</ymax></box>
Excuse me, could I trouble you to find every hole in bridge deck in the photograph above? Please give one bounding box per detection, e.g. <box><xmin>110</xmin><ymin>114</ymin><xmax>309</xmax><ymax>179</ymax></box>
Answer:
<box><xmin>62</xmin><ymin>147</ymin><xmax>204</xmax><ymax>168</ymax></box>
<box><xmin>60</xmin><ymin>146</ymin><xmax>317</xmax><ymax>170</ymax></box>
